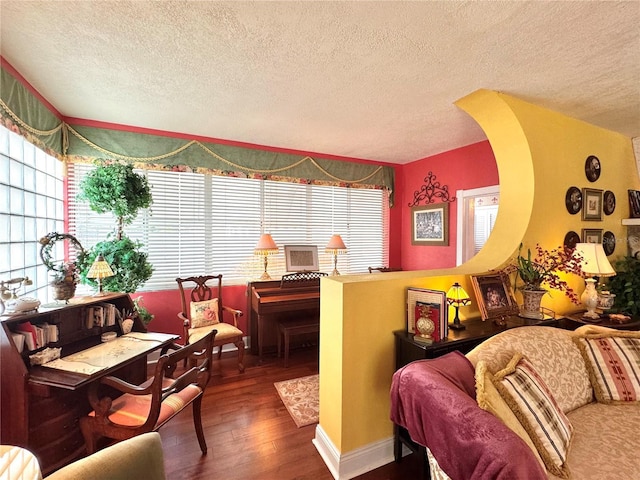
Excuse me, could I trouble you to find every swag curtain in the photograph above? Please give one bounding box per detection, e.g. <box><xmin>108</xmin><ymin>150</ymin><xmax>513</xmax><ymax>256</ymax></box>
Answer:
<box><xmin>1</xmin><ymin>64</ymin><xmax>395</xmax><ymax>205</ymax></box>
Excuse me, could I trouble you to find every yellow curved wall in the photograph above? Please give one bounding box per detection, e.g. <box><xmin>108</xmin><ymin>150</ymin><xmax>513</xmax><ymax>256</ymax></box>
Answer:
<box><xmin>318</xmin><ymin>89</ymin><xmax>639</xmax><ymax>457</ymax></box>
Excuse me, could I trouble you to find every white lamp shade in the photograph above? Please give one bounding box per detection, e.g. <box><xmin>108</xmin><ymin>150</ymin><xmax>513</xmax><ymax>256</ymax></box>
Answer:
<box><xmin>254</xmin><ymin>234</ymin><xmax>278</xmax><ymax>254</ymax></box>
<box><xmin>574</xmin><ymin>243</ymin><xmax>616</xmax><ymax>277</ymax></box>
<box><xmin>325</xmin><ymin>234</ymin><xmax>347</xmax><ymax>252</ymax></box>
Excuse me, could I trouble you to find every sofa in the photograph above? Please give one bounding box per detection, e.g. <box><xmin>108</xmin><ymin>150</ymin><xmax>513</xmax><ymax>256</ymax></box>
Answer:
<box><xmin>390</xmin><ymin>324</ymin><xmax>640</xmax><ymax>480</ymax></box>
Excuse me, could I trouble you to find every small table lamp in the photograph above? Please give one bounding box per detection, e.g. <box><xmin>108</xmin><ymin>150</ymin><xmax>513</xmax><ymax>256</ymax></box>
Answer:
<box><xmin>87</xmin><ymin>255</ymin><xmax>115</xmax><ymax>296</ymax></box>
<box><xmin>325</xmin><ymin>234</ymin><xmax>347</xmax><ymax>276</ymax></box>
<box><xmin>254</xmin><ymin>234</ymin><xmax>279</xmax><ymax>280</ymax></box>
<box><xmin>574</xmin><ymin>243</ymin><xmax>616</xmax><ymax>319</ymax></box>
<box><xmin>446</xmin><ymin>282</ymin><xmax>471</xmax><ymax>330</ymax></box>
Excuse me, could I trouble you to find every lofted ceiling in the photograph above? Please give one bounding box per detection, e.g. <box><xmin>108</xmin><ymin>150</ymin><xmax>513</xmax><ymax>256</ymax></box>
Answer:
<box><xmin>1</xmin><ymin>1</ymin><xmax>638</xmax><ymax>164</ymax></box>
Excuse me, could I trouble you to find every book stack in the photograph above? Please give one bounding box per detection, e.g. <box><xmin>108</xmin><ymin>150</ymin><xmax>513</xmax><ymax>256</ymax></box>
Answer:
<box><xmin>15</xmin><ymin>322</ymin><xmax>59</xmax><ymax>352</ymax></box>
<box><xmin>85</xmin><ymin>303</ymin><xmax>117</xmax><ymax>329</ymax></box>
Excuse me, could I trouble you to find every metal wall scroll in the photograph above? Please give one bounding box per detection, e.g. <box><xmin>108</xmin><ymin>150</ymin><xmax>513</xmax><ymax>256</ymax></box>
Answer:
<box><xmin>408</xmin><ymin>171</ymin><xmax>456</xmax><ymax>207</ymax></box>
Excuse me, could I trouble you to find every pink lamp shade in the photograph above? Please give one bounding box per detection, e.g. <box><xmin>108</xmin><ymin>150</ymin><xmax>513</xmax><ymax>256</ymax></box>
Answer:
<box><xmin>325</xmin><ymin>234</ymin><xmax>347</xmax><ymax>252</ymax></box>
<box><xmin>254</xmin><ymin>234</ymin><xmax>279</xmax><ymax>254</ymax></box>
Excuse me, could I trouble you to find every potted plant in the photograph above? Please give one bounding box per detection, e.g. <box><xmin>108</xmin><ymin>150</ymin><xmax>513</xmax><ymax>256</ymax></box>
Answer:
<box><xmin>39</xmin><ymin>232</ymin><xmax>86</xmax><ymax>302</ymax></box>
<box><xmin>509</xmin><ymin>243</ymin><xmax>584</xmax><ymax>318</ymax></box>
<box><xmin>606</xmin><ymin>255</ymin><xmax>640</xmax><ymax>316</ymax></box>
<box><xmin>76</xmin><ymin>161</ymin><xmax>154</xmax><ymax>294</ymax></box>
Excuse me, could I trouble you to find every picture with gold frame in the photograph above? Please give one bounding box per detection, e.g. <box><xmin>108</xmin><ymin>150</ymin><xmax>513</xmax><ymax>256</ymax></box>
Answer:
<box><xmin>471</xmin><ymin>272</ymin><xmax>519</xmax><ymax>321</ymax></box>
<box><xmin>411</xmin><ymin>203</ymin><xmax>449</xmax><ymax>246</ymax></box>
<box><xmin>581</xmin><ymin>188</ymin><xmax>603</xmax><ymax>221</ymax></box>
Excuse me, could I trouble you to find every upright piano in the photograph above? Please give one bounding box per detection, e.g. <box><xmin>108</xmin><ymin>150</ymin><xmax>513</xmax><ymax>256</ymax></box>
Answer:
<box><xmin>249</xmin><ymin>272</ymin><xmax>326</xmax><ymax>360</ymax></box>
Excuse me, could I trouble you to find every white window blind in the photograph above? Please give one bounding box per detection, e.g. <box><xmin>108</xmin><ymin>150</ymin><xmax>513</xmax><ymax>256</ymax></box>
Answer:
<box><xmin>0</xmin><ymin>125</ymin><xmax>65</xmax><ymax>303</ymax></box>
<box><xmin>68</xmin><ymin>164</ymin><xmax>388</xmax><ymax>290</ymax></box>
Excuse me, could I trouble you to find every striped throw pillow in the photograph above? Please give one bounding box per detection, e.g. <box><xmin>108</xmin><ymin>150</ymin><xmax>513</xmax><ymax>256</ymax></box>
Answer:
<box><xmin>575</xmin><ymin>333</ymin><xmax>640</xmax><ymax>403</ymax></box>
<box><xmin>493</xmin><ymin>354</ymin><xmax>573</xmax><ymax>479</ymax></box>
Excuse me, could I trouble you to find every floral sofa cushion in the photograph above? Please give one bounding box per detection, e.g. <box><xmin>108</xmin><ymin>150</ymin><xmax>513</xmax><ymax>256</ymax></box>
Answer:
<box><xmin>466</xmin><ymin>326</ymin><xmax>592</xmax><ymax>413</ymax></box>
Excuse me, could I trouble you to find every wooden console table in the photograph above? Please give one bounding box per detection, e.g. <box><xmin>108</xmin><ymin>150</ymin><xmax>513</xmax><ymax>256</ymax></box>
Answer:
<box><xmin>0</xmin><ymin>293</ymin><xmax>177</xmax><ymax>475</ymax></box>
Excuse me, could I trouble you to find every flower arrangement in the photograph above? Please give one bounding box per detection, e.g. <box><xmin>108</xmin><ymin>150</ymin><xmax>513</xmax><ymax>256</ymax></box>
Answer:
<box><xmin>508</xmin><ymin>243</ymin><xmax>584</xmax><ymax>304</ymax></box>
<box><xmin>52</xmin><ymin>262</ymin><xmax>79</xmax><ymax>285</ymax></box>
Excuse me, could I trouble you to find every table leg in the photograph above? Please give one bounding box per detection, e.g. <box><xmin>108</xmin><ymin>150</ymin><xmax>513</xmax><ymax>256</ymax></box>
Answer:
<box><xmin>258</xmin><ymin>314</ymin><xmax>264</xmax><ymax>363</ymax></box>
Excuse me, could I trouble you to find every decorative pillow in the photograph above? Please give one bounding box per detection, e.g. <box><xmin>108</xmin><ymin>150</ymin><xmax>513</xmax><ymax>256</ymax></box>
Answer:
<box><xmin>573</xmin><ymin>330</ymin><xmax>640</xmax><ymax>404</ymax></box>
<box><xmin>190</xmin><ymin>298</ymin><xmax>219</xmax><ymax>328</ymax></box>
<box><xmin>475</xmin><ymin>361</ymin><xmax>545</xmax><ymax>470</ymax></box>
<box><xmin>493</xmin><ymin>353</ymin><xmax>573</xmax><ymax>479</ymax></box>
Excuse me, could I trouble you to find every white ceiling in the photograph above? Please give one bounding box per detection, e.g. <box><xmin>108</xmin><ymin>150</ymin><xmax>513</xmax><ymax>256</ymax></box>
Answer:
<box><xmin>1</xmin><ymin>1</ymin><xmax>638</xmax><ymax>164</ymax></box>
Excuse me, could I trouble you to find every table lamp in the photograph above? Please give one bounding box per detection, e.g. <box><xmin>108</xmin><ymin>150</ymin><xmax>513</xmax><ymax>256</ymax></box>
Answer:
<box><xmin>573</xmin><ymin>243</ymin><xmax>615</xmax><ymax>319</ymax></box>
<box><xmin>325</xmin><ymin>234</ymin><xmax>347</xmax><ymax>276</ymax></box>
<box><xmin>254</xmin><ymin>234</ymin><xmax>279</xmax><ymax>280</ymax></box>
<box><xmin>87</xmin><ymin>255</ymin><xmax>115</xmax><ymax>296</ymax></box>
<box><xmin>446</xmin><ymin>282</ymin><xmax>471</xmax><ymax>330</ymax></box>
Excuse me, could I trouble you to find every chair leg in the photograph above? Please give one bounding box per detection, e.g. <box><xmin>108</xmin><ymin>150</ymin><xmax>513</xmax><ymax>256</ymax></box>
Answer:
<box><xmin>217</xmin><ymin>345</ymin><xmax>223</xmax><ymax>359</ymax></box>
<box><xmin>192</xmin><ymin>396</ymin><xmax>207</xmax><ymax>455</ymax></box>
<box><xmin>235</xmin><ymin>338</ymin><xmax>245</xmax><ymax>373</ymax></box>
<box><xmin>80</xmin><ymin>418</ymin><xmax>98</xmax><ymax>455</ymax></box>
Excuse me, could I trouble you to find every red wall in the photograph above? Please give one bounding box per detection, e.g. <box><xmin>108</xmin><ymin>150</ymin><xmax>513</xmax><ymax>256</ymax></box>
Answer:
<box><xmin>399</xmin><ymin>141</ymin><xmax>498</xmax><ymax>270</ymax></box>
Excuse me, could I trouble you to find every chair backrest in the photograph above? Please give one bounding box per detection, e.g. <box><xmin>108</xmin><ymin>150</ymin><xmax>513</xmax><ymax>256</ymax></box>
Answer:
<box><xmin>368</xmin><ymin>266</ymin><xmax>403</xmax><ymax>273</ymax></box>
<box><xmin>176</xmin><ymin>275</ymin><xmax>224</xmax><ymax>323</ymax></box>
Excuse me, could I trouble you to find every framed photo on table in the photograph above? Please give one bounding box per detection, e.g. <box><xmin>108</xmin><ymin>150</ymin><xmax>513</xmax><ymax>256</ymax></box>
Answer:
<box><xmin>411</xmin><ymin>203</ymin><xmax>449</xmax><ymax>246</ymax></box>
<box><xmin>284</xmin><ymin>245</ymin><xmax>319</xmax><ymax>272</ymax></box>
<box><xmin>582</xmin><ymin>188</ymin><xmax>603</xmax><ymax>221</ymax></box>
<box><xmin>406</xmin><ymin>287</ymin><xmax>447</xmax><ymax>340</ymax></box>
<box><xmin>471</xmin><ymin>272</ymin><xmax>519</xmax><ymax>321</ymax></box>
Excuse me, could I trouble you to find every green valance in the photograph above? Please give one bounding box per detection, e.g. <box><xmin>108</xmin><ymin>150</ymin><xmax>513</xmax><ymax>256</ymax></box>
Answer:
<box><xmin>1</xmin><ymin>64</ymin><xmax>395</xmax><ymax>205</ymax></box>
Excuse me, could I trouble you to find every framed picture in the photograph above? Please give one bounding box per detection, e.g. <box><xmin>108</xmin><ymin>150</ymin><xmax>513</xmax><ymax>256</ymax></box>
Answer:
<box><xmin>603</xmin><ymin>190</ymin><xmax>616</xmax><ymax>215</ymax></box>
<box><xmin>603</xmin><ymin>231</ymin><xmax>616</xmax><ymax>256</ymax></box>
<box><xmin>564</xmin><ymin>186</ymin><xmax>582</xmax><ymax>215</ymax></box>
<box><xmin>582</xmin><ymin>228</ymin><xmax>603</xmax><ymax>244</ymax></box>
<box><xmin>411</xmin><ymin>203</ymin><xmax>449</xmax><ymax>246</ymax></box>
<box><xmin>563</xmin><ymin>231</ymin><xmax>580</xmax><ymax>250</ymax></box>
<box><xmin>284</xmin><ymin>245</ymin><xmax>319</xmax><ymax>272</ymax></box>
<box><xmin>471</xmin><ymin>272</ymin><xmax>519</xmax><ymax>322</ymax></box>
<box><xmin>406</xmin><ymin>287</ymin><xmax>447</xmax><ymax>339</ymax></box>
<box><xmin>585</xmin><ymin>155</ymin><xmax>601</xmax><ymax>182</ymax></box>
<box><xmin>581</xmin><ymin>188</ymin><xmax>603</xmax><ymax>221</ymax></box>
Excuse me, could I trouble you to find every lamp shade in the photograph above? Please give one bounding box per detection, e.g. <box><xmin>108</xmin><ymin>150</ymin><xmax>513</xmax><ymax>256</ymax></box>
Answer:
<box><xmin>446</xmin><ymin>282</ymin><xmax>471</xmax><ymax>306</ymax></box>
<box><xmin>325</xmin><ymin>234</ymin><xmax>347</xmax><ymax>252</ymax></box>
<box><xmin>574</xmin><ymin>243</ymin><xmax>616</xmax><ymax>277</ymax></box>
<box><xmin>86</xmin><ymin>255</ymin><xmax>114</xmax><ymax>279</ymax></box>
<box><xmin>254</xmin><ymin>234</ymin><xmax>278</xmax><ymax>254</ymax></box>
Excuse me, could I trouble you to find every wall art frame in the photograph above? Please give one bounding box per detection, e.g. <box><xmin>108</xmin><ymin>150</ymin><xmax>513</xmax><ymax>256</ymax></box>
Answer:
<box><xmin>581</xmin><ymin>228</ymin><xmax>603</xmax><ymax>244</ymax></box>
<box><xmin>284</xmin><ymin>245</ymin><xmax>319</xmax><ymax>272</ymax></box>
<box><xmin>471</xmin><ymin>272</ymin><xmax>519</xmax><ymax>322</ymax></box>
<box><xmin>603</xmin><ymin>190</ymin><xmax>616</xmax><ymax>215</ymax></box>
<box><xmin>411</xmin><ymin>203</ymin><xmax>449</xmax><ymax>246</ymax></box>
<box><xmin>581</xmin><ymin>188</ymin><xmax>603</xmax><ymax>221</ymax></box>
<box><xmin>585</xmin><ymin>155</ymin><xmax>601</xmax><ymax>182</ymax></box>
<box><xmin>565</xmin><ymin>186</ymin><xmax>582</xmax><ymax>215</ymax></box>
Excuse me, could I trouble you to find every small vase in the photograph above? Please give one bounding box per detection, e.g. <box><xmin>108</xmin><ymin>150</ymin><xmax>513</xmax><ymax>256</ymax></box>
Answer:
<box><xmin>520</xmin><ymin>289</ymin><xmax>546</xmax><ymax>320</ymax></box>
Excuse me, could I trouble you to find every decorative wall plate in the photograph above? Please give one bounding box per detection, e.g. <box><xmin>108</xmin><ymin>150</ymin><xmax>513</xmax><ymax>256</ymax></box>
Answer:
<box><xmin>565</xmin><ymin>186</ymin><xmax>582</xmax><ymax>214</ymax></box>
<box><xmin>603</xmin><ymin>190</ymin><xmax>616</xmax><ymax>215</ymax></box>
<box><xmin>603</xmin><ymin>231</ymin><xmax>615</xmax><ymax>256</ymax></box>
<box><xmin>585</xmin><ymin>155</ymin><xmax>601</xmax><ymax>182</ymax></box>
<box><xmin>563</xmin><ymin>231</ymin><xmax>580</xmax><ymax>250</ymax></box>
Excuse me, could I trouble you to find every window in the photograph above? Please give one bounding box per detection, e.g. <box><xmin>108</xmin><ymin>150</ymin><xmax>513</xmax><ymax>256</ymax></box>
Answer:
<box><xmin>68</xmin><ymin>164</ymin><xmax>389</xmax><ymax>289</ymax></box>
<box><xmin>456</xmin><ymin>186</ymin><xmax>499</xmax><ymax>265</ymax></box>
<box><xmin>0</xmin><ymin>125</ymin><xmax>65</xmax><ymax>304</ymax></box>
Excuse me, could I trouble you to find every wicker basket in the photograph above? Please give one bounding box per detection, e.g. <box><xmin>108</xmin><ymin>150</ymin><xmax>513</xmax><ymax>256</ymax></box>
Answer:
<box><xmin>51</xmin><ymin>281</ymin><xmax>76</xmax><ymax>302</ymax></box>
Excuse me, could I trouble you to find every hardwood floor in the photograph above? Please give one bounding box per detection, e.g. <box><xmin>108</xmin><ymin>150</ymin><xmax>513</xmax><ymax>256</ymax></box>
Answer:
<box><xmin>159</xmin><ymin>346</ymin><xmax>423</xmax><ymax>480</ymax></box>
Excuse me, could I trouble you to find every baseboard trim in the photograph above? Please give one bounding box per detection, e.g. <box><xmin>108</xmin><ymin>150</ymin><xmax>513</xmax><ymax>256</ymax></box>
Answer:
<box><xmin>313</xmin><ymin>425</ymin><xmax>410</xmax><ymax>480</ymax></box>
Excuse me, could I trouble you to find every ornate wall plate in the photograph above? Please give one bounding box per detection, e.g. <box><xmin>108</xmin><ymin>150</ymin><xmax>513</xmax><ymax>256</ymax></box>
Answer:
<box><xmin>603</xmin><ymin>190</ymin><xmax>616</xmax><ymax>215</ymax></box>
<box><xmin>585</xmin><ymin>155</ymin><xmax>601</xmax><ymax>182</ymax></box>
<box><xmin>563</xmin><ymin>231</ymin><xmax>580</xmax><ymax>250</ymax></box>
<box><xmin>565</xmin><ymin>186</ymin><xmax>582</xmax><ymax>214</ymax></box>
<box><xmin>603</xmin><ymin>231</ymin><xmax>616</xmax><ymax>256</ymax></box>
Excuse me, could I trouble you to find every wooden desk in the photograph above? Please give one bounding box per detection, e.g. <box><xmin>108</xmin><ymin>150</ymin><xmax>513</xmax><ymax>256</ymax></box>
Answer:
<box><xmin>0</xmin><ymin>293</ymin><xmax>174</xmax><ymax>475</ymax></box>
<box><xmin>249</xmin><ymin>276</ymin><xmax>321</xmax><ymax>361</ymax></box>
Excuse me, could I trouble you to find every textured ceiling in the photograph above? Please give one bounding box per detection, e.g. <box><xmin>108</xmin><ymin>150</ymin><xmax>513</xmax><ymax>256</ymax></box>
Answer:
<box><xmin>1</xmin><ymin>1</ymin><xmax>638</xmax><ymax>164</ymax></box>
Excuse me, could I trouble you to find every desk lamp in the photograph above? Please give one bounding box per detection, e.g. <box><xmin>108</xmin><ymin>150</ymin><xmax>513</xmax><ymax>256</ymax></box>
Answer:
<box><xmin>254</xmin><ymin>234</ymin><xmax>279</xmax><ymax>280</ymax></box>
<box><xmin>87</xmin><ymin>255</ymin><xmax>115</xmax><ymax>296</ymax></box>
<box><xmin>325</xmin><ymin>234</ymin><xmax>347</xmax><ymax>276</ymax></box>
<box><xmin>446</xmin><ymin>282</ymin><xmax>471</xmax><ymax>330</ymax></box>
<box><xmin>573</xmin><ymin>243</ymin><xmax>615</xmax><ymax>319</ymax></box>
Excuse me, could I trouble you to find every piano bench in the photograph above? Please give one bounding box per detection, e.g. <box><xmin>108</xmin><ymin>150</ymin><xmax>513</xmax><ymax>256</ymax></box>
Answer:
<box><xmin>277</xmin><ymin>319</ymin><xmax>320</xmax><ymax>367</ymax></box>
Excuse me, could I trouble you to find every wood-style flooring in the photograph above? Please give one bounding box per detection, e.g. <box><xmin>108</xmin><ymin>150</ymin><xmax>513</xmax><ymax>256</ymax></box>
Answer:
<box><xmin>159</xmin><ymin>346</ymin><xmax>423</xmax><ymax>480</ymax></box>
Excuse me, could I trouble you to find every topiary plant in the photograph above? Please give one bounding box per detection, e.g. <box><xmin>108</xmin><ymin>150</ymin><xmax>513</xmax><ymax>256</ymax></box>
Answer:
<box><xmin>77</xmin><ymin>161</ymin><xmax>154</xmax><ymax>293</ymax></box>
<box><xmin>607</xmin><ymin>255</ymin><xmax>640</xmax><ymax>316</ymax></box>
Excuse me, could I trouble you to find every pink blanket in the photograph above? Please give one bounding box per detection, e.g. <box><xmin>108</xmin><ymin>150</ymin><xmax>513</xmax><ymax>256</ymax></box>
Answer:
<box><xmin>390</xmin><ymin>351</ymin><xmax>546</xmax><ymax>480</ymax></box>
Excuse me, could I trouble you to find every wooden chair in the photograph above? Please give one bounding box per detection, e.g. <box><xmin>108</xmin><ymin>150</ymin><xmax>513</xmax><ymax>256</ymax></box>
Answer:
<box><xmin>176</xmin><ymin>275</ymin><xmax>245</xmax><ymax>373</ymax></box>
<box><xmin>368</xmin><ymin>266</ymin><xmax>403</xmax><ymax>273</ymax></box>
<box><xmin>80</xmin><ymin>330</ymin><xmax>216</xmax><ymax>455</ymax></box>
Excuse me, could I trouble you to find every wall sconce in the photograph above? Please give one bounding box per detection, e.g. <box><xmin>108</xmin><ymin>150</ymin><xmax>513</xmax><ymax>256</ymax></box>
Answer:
<box><xmin>574</xmin><ymin>243</ymin><xmax>616</xmax><ymax>319</ymax></box>
<box><xmin>325</xmin><ymin>234</ymin><xmax>347</xmax><ymax>276</ymax></box>
<box><xmin>254</xmin><ymin>234</ymin><xmax>279</xmax><ymax>280</ymax></box>
<box><xmin>446</xmin><ymin>282</ymin><xmax>471</xmax><ymax>330</ymax></box>
<box><xmin>0</xmin><ymin>276</ymin><xmax>33</xmax><ymax>315</ymax></box>
<box><xmin>87</xmin><ymin>255</ymin><xmax>115</xmax><ymax>296</ymax></box>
